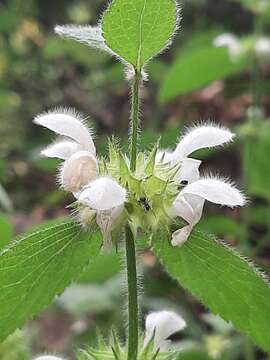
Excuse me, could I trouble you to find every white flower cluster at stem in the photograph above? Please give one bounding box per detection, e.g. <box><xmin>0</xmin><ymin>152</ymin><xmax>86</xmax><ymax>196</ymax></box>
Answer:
<box><xmin>34</xmin><ymin>110</ymin><xmax>245</xmax><ymax>248</ymax></box>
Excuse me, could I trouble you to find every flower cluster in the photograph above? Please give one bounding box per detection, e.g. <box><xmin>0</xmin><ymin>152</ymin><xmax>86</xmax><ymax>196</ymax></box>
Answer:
<box><xmin>35</xmin><ymin>111</ymin><xmax>245</xmax><ymax>248</ymax></box>
<box><xmin>34</xmin><ymin>110</ymin><xmax>127</xmax><ymax>249</ymax></box>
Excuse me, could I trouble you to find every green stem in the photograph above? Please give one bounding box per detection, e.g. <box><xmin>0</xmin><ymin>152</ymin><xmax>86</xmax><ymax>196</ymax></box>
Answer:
<box><xmin>125</xmin><ymin>225</ymin><xmax>139</xmax><ymax>360</ymax></box>
<box><xmin>130</xmin><ymin>70</ymin><xmax>141</xmax><ymax>172</ymax></box>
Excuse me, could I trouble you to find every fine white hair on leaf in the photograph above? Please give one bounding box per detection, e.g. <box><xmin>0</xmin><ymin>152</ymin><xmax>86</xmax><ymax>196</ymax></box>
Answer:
<box><xmin>54</xmin><ymin>25</ymin><xmax>106</xmax><ymax>50</ymax></box>
<box><xmin>144</xmin><ymin>310</ymin><xmax>186</xmax><ymax>352</ymax></box>
<box><xmin>78</xmin><ymin>177</ymin><xmax>127</xmax><ymax>211</ymax></box>
<box><xmin>181</xmin><ymin>177</ymin><xmax>246</xmax><ymax>207</ymax></box>
<box><xmin>34</xmin><ymin>108</ymin><xmax>96</xmax><ymax>155</ymax></box>
<box><xmin>60</xmin><ymin>151</ymin><xmax>98</xmax><ymax>193</ymax></box>
<box><xmin>173</xmin><ymin>124</ymin><xmax>235</xmax><ymax>160</ymax></box>
<box><xmin>41</xmin><ymin>140</ymin><xmax>83</xmax><ymax>160</ymax></box>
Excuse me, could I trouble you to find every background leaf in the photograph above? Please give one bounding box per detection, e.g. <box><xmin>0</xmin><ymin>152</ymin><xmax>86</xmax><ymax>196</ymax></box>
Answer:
<box><xmin>0</xmin><ymin>220</ymin><xmax>102</xmax><ymax>342</ymax></box>
<box><xmin>102</xmin><ymin>0</ymin><xmax>178</xmax><ymax>68</ymax></box>
<box><xmin>159</xmin><ymin>47</ymin><xmax>247</xmax><ymax>102</ymax></box>
<box><xmin>0</xmin><ymin>215</ymin><xmax>13</xmax><ymax>250</ymax></box>
<box><xmin>151</xmin><ymin>229</ymin><xmax>270</xmax><ymax>351</ymax></box>
<box><xmin>243</xmin><ymin>121</ymin><xmax>270</xmax><ymax>200</ymax></box>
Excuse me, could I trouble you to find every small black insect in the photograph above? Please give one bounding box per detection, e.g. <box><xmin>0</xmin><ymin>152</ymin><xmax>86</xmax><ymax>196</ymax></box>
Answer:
<box><xmin>177</xmin><ymin>180</ymin><xmax>188</xmax><ymax>191</ymax></box>
<box><xmin>139</xmin><ymin>197</ymin><xmax>151</xmax><ymax>211</ymax></box>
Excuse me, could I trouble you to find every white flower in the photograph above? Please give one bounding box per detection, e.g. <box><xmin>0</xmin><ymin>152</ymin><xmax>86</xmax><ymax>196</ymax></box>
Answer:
<box><xmin>255</xmin><ymin>37</ymin><xmax>270</xmax><ymax>59</ymax></box>
<box><xmin>79</xmin><ymin>177</ymin><xmax>127</xmax><ymax>249</ymax></box>
<box><xmin>34</xmin><ymin>110</ymin><xmax>127</xmax><ymax>245</ymax></box>
<box><xmin>213</xmin><ymin>33</ymin><xmax>241</xmax><ymax>59</ymax></box>
<box><xmin>144</xmin><ymin>311</ymin><xmax>186</xmax><ymax>352</ymax></box>
<box><xmin>157</xmin><ymin>125</ymin><xmax>244</xmax><ymax>246</ymax></box>
<box><xmin>61</xmin><ymin>151</ymin><xmax>98</xmax><ymax>193</ymax></box>
<box><xmin>157</xmin><ymin>124</ymin><xmax>234</xmax><ymax>185</ymax></box>
<box><xmin>78</xmin><ymin>177</ymin><xmax>127</xmax><ymax>211</ymax></box>
<box><xmin>171</xmin><ymin>178</ymin><xmax>246</xmax><ymax>246</ymax></box>
<box><xmin>33</xmin><ymin>356</ymin><xmax>64</xmax><ymax>360</ymax></box>
<box><xmin>34</xmin><ymin>109</ymin><xmax>97</xmax><ymax>195</ymax></box>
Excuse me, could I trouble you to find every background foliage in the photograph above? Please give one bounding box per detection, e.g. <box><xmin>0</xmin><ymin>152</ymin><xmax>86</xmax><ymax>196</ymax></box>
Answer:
<box><xmin>0</xmin><ymin>0</ymin><xmax>270</xmax><ymax>359</ymax></box>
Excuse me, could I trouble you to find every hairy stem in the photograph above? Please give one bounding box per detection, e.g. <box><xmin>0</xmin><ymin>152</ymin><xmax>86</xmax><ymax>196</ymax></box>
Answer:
<box><xmin>130</xmin><ymin>70</ymin><xmax>141</xmax><ymax>172</ymax></box>
<box><xmin>125</xmin><ymin>225</ymin><xmax>139</xmax><ymax>360</ymax></box>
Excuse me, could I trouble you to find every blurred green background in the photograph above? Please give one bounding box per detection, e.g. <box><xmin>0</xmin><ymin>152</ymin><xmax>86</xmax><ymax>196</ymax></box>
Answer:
<box><xmin>0</xmin><ymin>0</ymin><xmax>270</xmax><ymax>359</ymax></box>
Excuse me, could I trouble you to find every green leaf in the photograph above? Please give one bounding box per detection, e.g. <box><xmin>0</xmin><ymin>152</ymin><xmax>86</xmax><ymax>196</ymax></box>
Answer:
<box><xmin>0</xmin><ymin>215</ymin><xmax>13</xmax><ymax>250</ymax></box>
<box><xmin>198</xmin><ymin>216</ymin><xmax>240</xmax><ymax>238</ymax></box>
<box><xmin>0</xmin><ymin>219</ymin><xmax>102</xmax><ymax>342</ymax></box>
<box><xmin>159</xmin><ymin>47</ymin><xmax>247</xmax><ymax>102</ymax></box>
<box><xmin>102</xmin><ymin>0</ymin><xmax>178</xmax><ymax>69</ymax></box>
<box><xmin>151</xmin><ymin>229</ymin><xmax>270</xmax><ymax>351</ymax></box>
<box><xmin>78</xmin><ymin>252</ymin><xmax>122</xmax><ymax>283</ymax></box>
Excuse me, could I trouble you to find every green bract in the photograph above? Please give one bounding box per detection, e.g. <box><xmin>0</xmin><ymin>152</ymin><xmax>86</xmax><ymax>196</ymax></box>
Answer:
<box><xmin>102</xmin><ymin>0</ymin><xmax>178</xmax><ymax>69</ymax></box>
<box><xmin>98</xmin><ymin>141</ymin><xmax>177</xmax><ymax>234</ymax></box>
<box><xmin>77</xmin><ymin>333</ymin><xmax>176</xmax><ymax>360</ymax></box>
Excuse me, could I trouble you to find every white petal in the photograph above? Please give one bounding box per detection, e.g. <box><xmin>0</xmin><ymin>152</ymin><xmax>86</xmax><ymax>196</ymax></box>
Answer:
<box><xmin>175</xmin><ymin>158</ymin><xmax>201</xmax><ymax>184</ymax></box>
<box><xmin>61</xmin><ymin>151</ymin><xmax>98</xmax><ymax>192</ymax></box>
<box><xmin>173</xmin><ymin>125</ymin><xmax>235</xmax><ymax>160</ymax></box>
<box><xmin>213</xmin><ymin>33</ymin><xmax>241</xmax><ymax>58</ymax></box>
<box><xmin>171</xmin><ymin>225</ymin><xmax>193</xmax><ymax>247</ymax></box>
<box><xmin>171</xmin><ymin>195</ymin><xmax>195</xmax><ymax>224</ymax></box>
<box><xmin>181</xmin><ymin>178</ymin><xmax>245</xmax><ymax>207</ymax></box>
<box><xmin>255</xmin><ymin>37</ymin><xmax>270</xmax><ymax>57</ymax></box>
<box><xmin>172</xmin><ymin>193</ymin><xmax>205</xmax><ymax>225</ymax></box>
<box><xmin>78</xmin><ymin>177</ymin><xmax>127</xmax><ymax>211</ymax></box>
<box><xmin>96</xmin><ymin>205</ymin><xmax>124</xmax><ymax>250</ymax></box>
<box><xmin>34</xmin><ymin>109</ymin><xmax>96</xmax><ymax>155</ymax></box>
<box><xmin>144</xmin><ymin>311</ymin><xmax>186</xmax><ymax>352</ymax></box>
<box><xmin>42</xmin><ymin>140</ymin><xmax>83</xmax><ymax>160</ymax></box>
<box><xmin>155</xmin><ymin>149</ymin><xmax>173</xmax><ymax>164</ymax></box>
<box><xmin>55</xmin><ymin>25</ymin><xmax>106</xmax><ymax>50</ymax></box>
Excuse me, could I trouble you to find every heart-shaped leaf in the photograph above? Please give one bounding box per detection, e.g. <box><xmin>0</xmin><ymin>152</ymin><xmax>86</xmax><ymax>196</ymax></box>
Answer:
<box><xmin>102</xmin><ymin>0</ymin><xmax>178</xmax><ymax>69</ymax></box>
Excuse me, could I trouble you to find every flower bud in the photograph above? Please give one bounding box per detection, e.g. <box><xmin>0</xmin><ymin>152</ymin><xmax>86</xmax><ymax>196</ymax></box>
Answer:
<box><xmin>61</xmin><ymin>151</ymin><xmax>98</xmax><ymax>193</ymax></box>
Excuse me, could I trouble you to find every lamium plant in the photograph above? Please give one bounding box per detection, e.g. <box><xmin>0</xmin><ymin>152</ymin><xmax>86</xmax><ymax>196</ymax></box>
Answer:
<box><xmin>1</xmin><ymin>0</ymin><xmax>270</xmax><ymax>359</ymax></box>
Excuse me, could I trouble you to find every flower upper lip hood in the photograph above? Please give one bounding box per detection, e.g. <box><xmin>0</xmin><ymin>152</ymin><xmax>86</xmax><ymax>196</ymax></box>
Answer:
<box><xmin>157</xmin><ymin>124</ymin><xmax>234</xmax><ymax>184</ymax></box>
<box><xmin>172</xmin><ymin>124</ymin><xmax>235</xmax><ymax>163</ymax></box>
<box><xmin>34</xmin><ymin>109</ymin><xmax>96</xmax><ymax>156</ymax></box>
